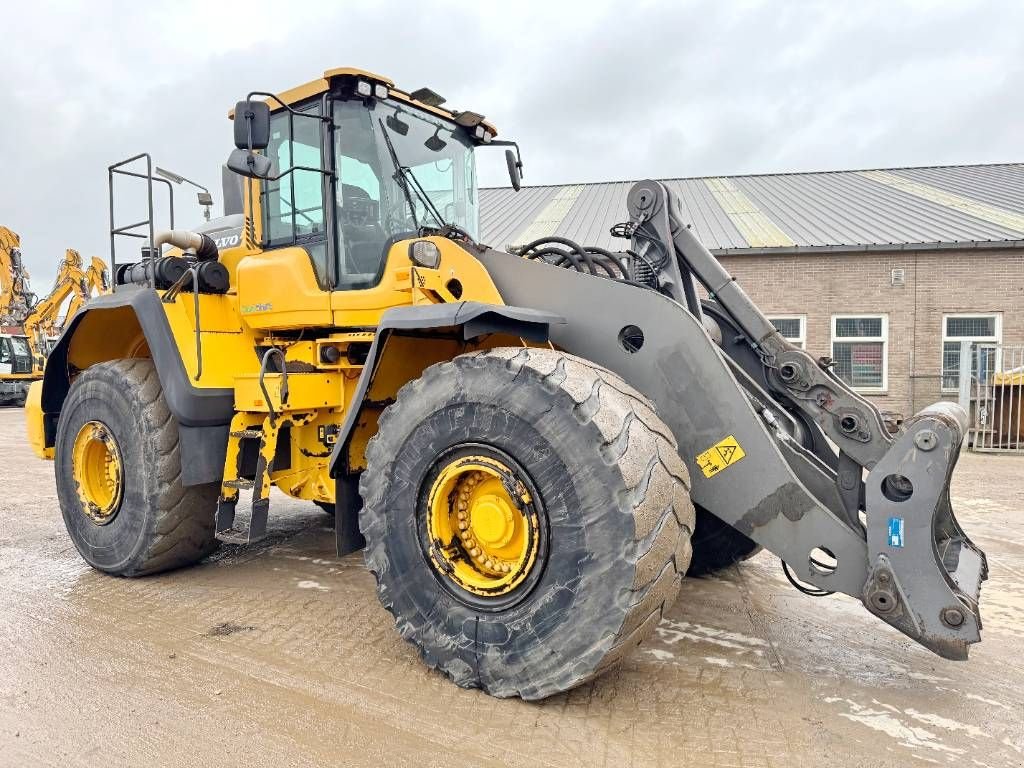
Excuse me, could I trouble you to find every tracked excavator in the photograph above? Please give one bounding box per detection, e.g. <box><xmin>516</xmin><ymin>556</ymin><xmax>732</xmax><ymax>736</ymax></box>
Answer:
<box><xmin>27</xmin><ymin>68</ymin><xmax>987</xmax><ymax>699</ymax></box>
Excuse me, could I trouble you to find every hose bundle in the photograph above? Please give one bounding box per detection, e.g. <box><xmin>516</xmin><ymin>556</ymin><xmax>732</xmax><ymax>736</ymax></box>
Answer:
<box><xmin>511</xmin><ymin>235</ymin><xmax>658</xmax><ymax>289</ymax></box>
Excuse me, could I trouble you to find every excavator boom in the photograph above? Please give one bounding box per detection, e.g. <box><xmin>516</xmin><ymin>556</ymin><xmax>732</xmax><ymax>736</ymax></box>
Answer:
<box><xmin>0</xmin><ymin>226</ymin><xmax>36</xmax><ymax>328</ymax></box>
<box><xmin>22</xmin><ymin>249</ymin><xmax>110</xmax><ymax>368</ymax></box>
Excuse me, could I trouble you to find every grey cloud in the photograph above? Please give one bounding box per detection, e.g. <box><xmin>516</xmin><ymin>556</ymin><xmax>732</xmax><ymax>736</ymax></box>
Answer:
<box><xmin>1</xmin><ymin>0</ymin><xmax>1020</xmax><ymax>288</ymax></box>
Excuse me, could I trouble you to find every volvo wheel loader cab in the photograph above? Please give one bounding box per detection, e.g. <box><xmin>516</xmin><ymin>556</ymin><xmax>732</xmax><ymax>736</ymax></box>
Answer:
<box><xmin>28</xmin><ymin>67</ymin><xmax>988</xmax><ymax>699</ymax></box>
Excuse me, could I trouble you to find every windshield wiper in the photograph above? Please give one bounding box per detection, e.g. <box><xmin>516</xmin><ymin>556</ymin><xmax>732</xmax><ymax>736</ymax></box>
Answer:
<box><xmin>378</xmin><ymin>118</ymin><xmax>447</xmax><ymax>231</ymax></box>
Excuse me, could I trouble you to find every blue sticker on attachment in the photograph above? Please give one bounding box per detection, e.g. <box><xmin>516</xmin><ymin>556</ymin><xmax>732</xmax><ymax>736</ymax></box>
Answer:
<box><xmin>888</xmin><ymin>517</ymin><xmax>905</xmax><ymax>548</ymax></box>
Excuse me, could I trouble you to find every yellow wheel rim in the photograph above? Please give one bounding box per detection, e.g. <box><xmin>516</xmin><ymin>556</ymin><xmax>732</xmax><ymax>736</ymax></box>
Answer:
<box><xmin>71</xmin><ymin>420</ymin><xmax>124</xmax><ymax>525</ymax></box>
<box><xmin>425</xmin><ymin>455</ymin><xmax>541</xmax><ymax>598</ymax></box>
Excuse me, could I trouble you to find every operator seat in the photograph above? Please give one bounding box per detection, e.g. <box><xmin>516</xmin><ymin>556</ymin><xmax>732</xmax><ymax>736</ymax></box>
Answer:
<box><xmin>339</xmin><ymin>183</ymin><xmax>387</xmax><ymax>277</ymax></box>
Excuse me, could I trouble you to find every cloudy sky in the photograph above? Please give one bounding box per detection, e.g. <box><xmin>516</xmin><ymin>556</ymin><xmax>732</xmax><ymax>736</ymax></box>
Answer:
<box><xmin>2</xmin><ymin>0</ymin><xmax>1021</xmax><ymax>287</ymax></box>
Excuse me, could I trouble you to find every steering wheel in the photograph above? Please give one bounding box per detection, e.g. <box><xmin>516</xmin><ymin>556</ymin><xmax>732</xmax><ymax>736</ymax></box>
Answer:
<box><xmin>339</xmin><ymin>184</ymin><xmax>379</xmax><ymax>226</ymax></box>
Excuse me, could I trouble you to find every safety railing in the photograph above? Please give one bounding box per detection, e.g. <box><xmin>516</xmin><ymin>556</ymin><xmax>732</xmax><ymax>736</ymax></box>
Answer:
<box><xmin>108</xmin><ymin>153</ymin><xmax>175</xmax><ymax>290</ymax></box>
<box><xmin>960</xmin><ymin>341</ymin><xmax>1024</xmax><ymax>453</ymax></box>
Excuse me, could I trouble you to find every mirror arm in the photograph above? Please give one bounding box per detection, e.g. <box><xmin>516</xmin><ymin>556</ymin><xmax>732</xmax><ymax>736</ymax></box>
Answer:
<box><xmin>489</xmin><ymin>139</ymin><xmax>524</xmax><ymax>170</ymax></box>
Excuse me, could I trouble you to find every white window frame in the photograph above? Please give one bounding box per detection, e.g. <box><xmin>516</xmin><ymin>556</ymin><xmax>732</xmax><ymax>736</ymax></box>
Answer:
<box><xmin>831</xmin><ymin>314</ymin><xmax>888</xmax><ymax>393</ymax></box>
<box><xmin>767</xmin><ymin>315</ymin><xmax>806</xmax><ymax>349</ymax></box>
<box><xmin>940</xmin><ymin>313</ymin><xmax>1002</xmax><ymax>393</ymax></box>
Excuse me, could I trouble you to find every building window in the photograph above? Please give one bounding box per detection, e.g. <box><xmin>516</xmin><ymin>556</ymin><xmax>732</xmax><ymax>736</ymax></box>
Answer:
<box><xmin>768</xmin><ymin>315</ymin><xmax>806</xmax><ymax>349</ymax></box>
<box><xmin>941</xmin><ymin>314</ymin><xmax>1001</xmax><ymax>391</ymax></box>
<box><xmin>832</xmin><ymin>315</ymin><xmax>887</xmax><ymax>392</ymax></box>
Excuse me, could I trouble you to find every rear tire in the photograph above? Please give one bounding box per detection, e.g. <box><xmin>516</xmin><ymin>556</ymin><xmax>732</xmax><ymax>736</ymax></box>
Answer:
<box><xmin>55</xmin><ymin>359</ymin><xmax>219</xmax><ymax>576</ymax></box>
<box><xmin>686</xmin><ymin>506</ymin><xmax>761</xmax><ymax>576</ymax></box>
<box><xmin>360</xmin><ymin>347</ymin><xmax>694</xmax><ymax>699</ymax></box>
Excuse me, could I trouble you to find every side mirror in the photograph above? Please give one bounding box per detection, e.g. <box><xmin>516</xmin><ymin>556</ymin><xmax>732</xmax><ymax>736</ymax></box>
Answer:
<box><xmin>226</xmin><ymin>148</ymin><xmax>276</xmax><ymax>180</ymax></box>
<box><xmin>505</xmin><ymin>149</ymin><xmax>522</xmax><ymax>192</ymax></box>
<box><xmin>233</xmin><ymin>100</ymin><xmax>271</xmax><ymax>151</ymax></box>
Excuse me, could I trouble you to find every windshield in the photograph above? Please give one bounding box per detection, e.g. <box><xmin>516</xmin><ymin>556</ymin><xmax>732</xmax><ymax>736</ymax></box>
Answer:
<box><xmin>333</xmin><ymin>100</ymin><xmax>478</xmax><ymax>288</ymax></box>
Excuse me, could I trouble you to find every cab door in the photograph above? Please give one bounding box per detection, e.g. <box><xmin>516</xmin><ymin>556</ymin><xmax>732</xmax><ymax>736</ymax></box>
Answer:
<box><xmin>0</xmin><ymin>338</ymin><xmax>12</xmax><ymax>375</ymax></box>
<box><xmin>235</xmin><ymin>100</ymin><xmax>334</xmax><ymax>331</ymax></box>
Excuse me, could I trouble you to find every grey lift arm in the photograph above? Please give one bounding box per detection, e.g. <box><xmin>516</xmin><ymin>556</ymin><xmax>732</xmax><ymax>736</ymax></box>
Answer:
<box><xmin>480</xmin><ymin>179</ymin><xmax>987</xmax><ymax>661</ymax></box>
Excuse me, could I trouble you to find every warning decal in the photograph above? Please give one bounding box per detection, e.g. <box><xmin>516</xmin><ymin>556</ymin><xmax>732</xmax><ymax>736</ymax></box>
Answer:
<box><xmin>695</xmin><ymin>435</ymin><xmax>746</xmax><ymax>479</ymax></box>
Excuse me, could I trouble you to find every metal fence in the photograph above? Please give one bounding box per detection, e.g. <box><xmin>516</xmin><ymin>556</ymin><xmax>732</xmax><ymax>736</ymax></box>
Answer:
<box><xmin>959</xmin><ymin>341</ymin><xmax>1024</xmax><ymax>453</ymax></box>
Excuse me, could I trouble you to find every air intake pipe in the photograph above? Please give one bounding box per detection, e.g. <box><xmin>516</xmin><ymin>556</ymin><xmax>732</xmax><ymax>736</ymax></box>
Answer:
<box><xmin>153</xmin><ymin>229</ymin><xmax>220</xmax><ymax>261</ymax></box>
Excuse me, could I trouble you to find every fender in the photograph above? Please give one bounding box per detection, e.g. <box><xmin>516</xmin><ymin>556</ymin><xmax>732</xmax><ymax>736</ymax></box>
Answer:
<box><xmin>40</xmin><ymin>286</ymin><xmax>234</xmax><ymax>485</ymax></box>
<box><xmin>329</xmin><ymin>301</ymin><xmax>562</xmax><ymax>479</ymax></box>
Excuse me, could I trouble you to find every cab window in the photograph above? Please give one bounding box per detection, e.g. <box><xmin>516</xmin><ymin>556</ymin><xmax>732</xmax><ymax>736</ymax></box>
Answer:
<box><xmin>9</xmin><ymin>336</ymin><xmax>29</xmax><ymax>358</ymax></box>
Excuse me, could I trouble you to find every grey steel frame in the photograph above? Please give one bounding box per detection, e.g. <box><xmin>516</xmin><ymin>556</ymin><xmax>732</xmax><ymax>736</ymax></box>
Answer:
<box><xmin>479</xmin><ymin>180</ymin><xmax>987</xmax><ymax>660</ymax></box>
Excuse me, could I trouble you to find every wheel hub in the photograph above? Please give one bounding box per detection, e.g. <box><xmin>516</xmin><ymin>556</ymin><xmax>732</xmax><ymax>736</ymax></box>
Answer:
<box><xmin>71</xmin><ymin>420</ymin><xmax>123</xmax><ymax>525</ymax></box>
<box><xmin>425</xmin><ymin>455</ymin><xmax>541</xmax><ymax>597</ymax></box>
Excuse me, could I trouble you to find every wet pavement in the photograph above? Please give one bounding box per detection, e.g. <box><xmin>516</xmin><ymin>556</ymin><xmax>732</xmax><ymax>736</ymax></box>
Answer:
<box><xmin>0</xmin><ymin>406</ymin><xmax>1021</xmax><ymax>767</ymax></box>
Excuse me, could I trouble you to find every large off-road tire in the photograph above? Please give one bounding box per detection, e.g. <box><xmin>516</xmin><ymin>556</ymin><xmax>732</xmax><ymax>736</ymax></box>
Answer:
<box><xmin>55</xmin><ymin>359</ymin><xmax>219</xmax><ymax>577</ymax></box>
<box><xmin>360</xmin><ymin>347</ymin><xmax>695</xmax><ymax>700</ymax></box>
<box><xmin>686</xmin><ymin>506</ymin><xmax>761</xmax><ymax>577</ymax></box>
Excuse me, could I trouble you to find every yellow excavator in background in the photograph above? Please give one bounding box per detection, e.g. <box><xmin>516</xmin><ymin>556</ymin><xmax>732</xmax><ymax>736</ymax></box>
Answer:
<box><xmin>1</xmin><ymin>226</ymin><xmax>36</xmax><ymax>327</ymax></box>
<box><xmin>1</xmin><ymin>245</ymin><xmax>110</xmax><ymax>404</ymax></box>
<box><xmin>22</xmin><ymin>249</ymin><xmax>110</xmax><ymax>370</ymax></box>
<box><xmin>1</xmin><ymin>226</ymin><xmax>37</xmax><ymax>405</ymax></box>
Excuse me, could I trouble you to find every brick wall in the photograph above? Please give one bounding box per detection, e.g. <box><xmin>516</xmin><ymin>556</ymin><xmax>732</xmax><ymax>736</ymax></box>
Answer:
<box><xmin>715</xmin><ymin>248</ymin><xmax>1024</xmax><ymax>417</ymax></box>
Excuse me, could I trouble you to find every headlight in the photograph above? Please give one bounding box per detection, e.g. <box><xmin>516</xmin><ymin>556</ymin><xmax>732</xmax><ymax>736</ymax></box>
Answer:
<box><xmin>409</xmin><ymin>240</ymin><xmax>441</xmax><ymax>269</ymax></box>
<box><xmin>356</xmin><ymin>80</ymin><xmax>372</xmax><ymax>97</ymax></box>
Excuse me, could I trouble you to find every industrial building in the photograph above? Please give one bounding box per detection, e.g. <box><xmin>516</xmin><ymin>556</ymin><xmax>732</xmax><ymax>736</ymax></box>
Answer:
<box><xmin>480</xmin><ymin>163</ymin><xmax>1024</xmax><ymax>420</ymax></box>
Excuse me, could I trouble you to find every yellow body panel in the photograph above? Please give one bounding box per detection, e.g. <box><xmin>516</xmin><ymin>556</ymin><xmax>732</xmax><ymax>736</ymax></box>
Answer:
<box><xmin>25</xmin><ymin>381</ymin><xmax>52</xmax><ymax>459</ymax></box>
<box><xmin>329</xmin><ymin>236</ymin><xmax>504</xmax><ymax>327</ymax></box>
<box><xmin>236</xmin><ymin>247</ymin><xmax>333</xmax><ymax>331</ymax></box>
<box><xmin>234</xmin><ymin>372</ymin><xmax>344</xmax><ymax>413</ymax></box>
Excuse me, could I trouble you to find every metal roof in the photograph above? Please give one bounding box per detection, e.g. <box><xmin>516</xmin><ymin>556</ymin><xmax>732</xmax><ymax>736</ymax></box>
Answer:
<box><xmin>479</xmin><ymin>163</ymin><xmax>1024</xmax><ymax>254</ymax></box>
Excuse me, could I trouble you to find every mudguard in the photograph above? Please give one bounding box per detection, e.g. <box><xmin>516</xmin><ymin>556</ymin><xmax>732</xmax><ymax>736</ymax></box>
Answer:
<box><xmin>39</xmin><ymin>286</ymin><xmax>233</xmax><ymax>485</ymax></box>
<box><xmin>328</xmin><ymin>301</ymin><xmax>562</xmax><ymax>478</ymax></box>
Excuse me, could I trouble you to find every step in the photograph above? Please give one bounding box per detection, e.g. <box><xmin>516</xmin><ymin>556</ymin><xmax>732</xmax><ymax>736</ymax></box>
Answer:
<box><xmin>215</xmin><ymin>526</ymin><xmax>267</xmax><ymax>545</ymax></box>
<box><xmin>224</xmin><ymin>478</ymin><xmax>255</xmax><ymax>491</ymax></box>
<box><xmin>214</xmin><ymin>497</ymin><xmax>270</xmax><ymax>545</ymax></box>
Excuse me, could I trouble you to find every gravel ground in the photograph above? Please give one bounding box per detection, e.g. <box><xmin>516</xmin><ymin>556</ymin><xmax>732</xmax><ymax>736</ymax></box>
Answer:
<box><xmin>0</xmin><ymin>406</ymin><xmax>1021</xmax><ymax>768</ymax></box>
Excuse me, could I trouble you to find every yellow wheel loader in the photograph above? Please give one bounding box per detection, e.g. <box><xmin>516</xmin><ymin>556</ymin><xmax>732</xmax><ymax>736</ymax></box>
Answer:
<box><xmin>27</xmin><ymin>68</ymin><xmax>987</xmax><ymax>700</ymax></box>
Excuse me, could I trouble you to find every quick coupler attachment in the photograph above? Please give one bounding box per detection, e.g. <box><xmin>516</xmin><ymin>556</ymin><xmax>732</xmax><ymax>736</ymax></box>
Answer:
<box><xmin>862</xmin><ymin>402</ymin><xmax>987</xmax><ymax>660</ymax></box>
